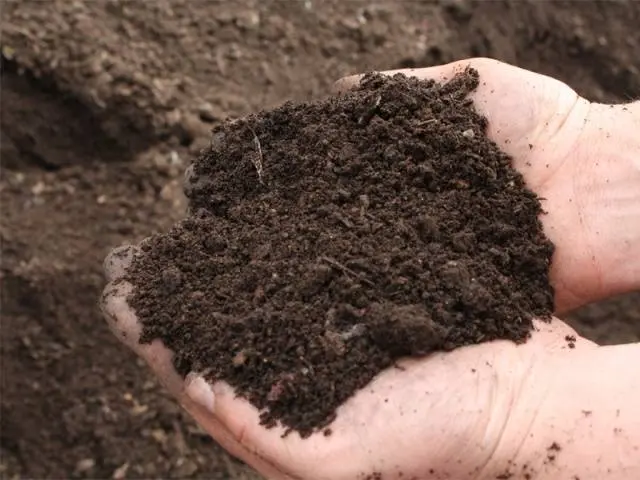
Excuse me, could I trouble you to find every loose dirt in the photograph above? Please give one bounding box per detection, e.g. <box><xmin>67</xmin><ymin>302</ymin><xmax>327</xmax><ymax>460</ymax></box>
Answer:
<box><xmin>2</xmin><ymin>0</ymin><xmax>638</xmax><ymax>477</ymax></box>
<box><xmin>126</xmin><ymin>69</ymin><xmax>554</xmax><ymax>436</ymax></box>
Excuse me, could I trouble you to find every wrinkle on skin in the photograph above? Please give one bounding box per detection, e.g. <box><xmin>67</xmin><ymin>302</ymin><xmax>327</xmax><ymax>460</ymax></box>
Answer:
<box><xmin>473</xmin><ymin>346</ymin><xmax>530</xmax><ymax>480</ymax></box>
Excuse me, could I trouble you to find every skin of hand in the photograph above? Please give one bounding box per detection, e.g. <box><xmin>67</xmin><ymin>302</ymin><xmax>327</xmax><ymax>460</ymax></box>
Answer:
<box><xmin>100</xmin><ymin>58</ymin><xmax>640</xmax><ymax>480</ymax></box>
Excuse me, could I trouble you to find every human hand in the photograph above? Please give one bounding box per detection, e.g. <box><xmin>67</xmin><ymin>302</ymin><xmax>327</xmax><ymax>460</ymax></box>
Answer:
<box><xmin>101</xmin><ymin>59</ymin><xmax>640</xmax><ymax>479</ymax></box>
<box><xmin>102</xmin><ymin>250</ymin><xmax>596</xmax><ymax>479</ymax></box>
<box><xmin>102</xmin><ymin>250</ymin><xmax>640</xmax><ymax>480</ymax></box>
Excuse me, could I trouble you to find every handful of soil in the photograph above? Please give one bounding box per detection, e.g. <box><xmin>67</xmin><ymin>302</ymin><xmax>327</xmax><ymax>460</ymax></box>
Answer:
<box><xmin>125</xmin><ymin>68</ymin><xmax>554</xmax><ymax>437</ymax></box>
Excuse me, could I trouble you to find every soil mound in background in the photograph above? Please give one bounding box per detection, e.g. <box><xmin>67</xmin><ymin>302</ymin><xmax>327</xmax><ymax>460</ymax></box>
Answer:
<box><xmin>126</xmin><ymin>69</ymin><xmax>554</xmax><ymax>436</ymax></box>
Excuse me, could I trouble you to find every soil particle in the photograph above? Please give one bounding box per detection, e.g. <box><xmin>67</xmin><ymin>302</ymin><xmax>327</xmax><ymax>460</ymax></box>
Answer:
<box><xmin>548</xmin><ymin>442</ymin><xmax>562</xmax><ymax>451</ymax></box>
<box><xmin>126</xmin><ymin>69</ymin><xmax>554</xmax><ymax>436</ymax></box>
<box><xmin>546</xmin><ymin>441</ymin><xmax>562</xmax><ymax>463</ymax></box>
<box><xmin>565</xmin><ymin>334</ymin><xmax>577</xmax><ymax>349</ymax></box>
<box><xmin>364</xmin><ymin>473</ymin><xmax>383</xmax><ymax>480</ymax></box>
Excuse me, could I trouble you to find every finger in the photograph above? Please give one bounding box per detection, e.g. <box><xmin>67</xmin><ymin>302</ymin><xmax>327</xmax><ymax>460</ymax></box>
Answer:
<box><xmin>100</xmin><ymin>280</ymin><xmax>185</xmax><ymax>393</ymax></box>
<box><xmin>103</xmin><ymin>244</ymin><xmax>139</xmax><ymax>282</ymax></box>
<box><xmin>182</xmin><ymin>376</ymin><xmax>295</xmax><ymax>479</ymax></box>
<box><xmin>187</xmin><ymin>376</ymin><xmax>368</xmax><ymax>480</ymax></box>
<box><xmin>100</xmin><ymin>281</ymin><xmax>140</xmax><ymax>348</ymax></box>
<box><xmin>333</xmin><ymin>64</ymin><xmax>457</xmax><ymax>93</ymax></box>
<box><xmin>332</xmin><ymin>58</ymin><xmax>506</xmax><ymax>93</ymax></box>
<box><xmin>185</xmin><ymin>378</ymin><xmax>302</xmax><ymax>469</ymax></box>
<box><xmin>333</xmin><ymin>57</ymin><xmax>547</xmax><ymax>93</ymax></box>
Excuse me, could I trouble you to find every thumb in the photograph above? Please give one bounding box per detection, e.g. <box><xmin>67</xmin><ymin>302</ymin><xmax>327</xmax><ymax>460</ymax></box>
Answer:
<box><xmin>332</xmin><ymin>62</ymin><xmax>462</xmax><ymax>93</ymax></box>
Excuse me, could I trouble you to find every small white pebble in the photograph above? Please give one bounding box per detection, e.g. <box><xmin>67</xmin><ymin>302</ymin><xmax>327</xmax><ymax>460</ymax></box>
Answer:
<box><xmin>75</xmin><ymin>458</ymin><xmax>95</xmax><ymax>473</ymax></box>
<box><xmin>462</xmin><ymin>129</ymin><xmax>475</xmax><ymax>138</ymax></box>
<box><xmin>31</xmin><ymin>181</ymin><xmax>46</xmax><ymax>195</ymax></box>
<box><xmin>339</xmin><ymin>323</ymin><xmax>366</xmax><ymax>341</ymax></box>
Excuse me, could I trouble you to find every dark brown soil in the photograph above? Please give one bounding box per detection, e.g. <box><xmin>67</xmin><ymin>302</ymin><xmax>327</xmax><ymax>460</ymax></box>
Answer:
<box><xmin>126</xmin><ymin>69</ymin><xmax>554</xmax><ymax>436</ymax></box>
<box><xmin>1</xmin><ymin>0</ymin><xmax>638</xmax><ymax>477</ymax></box>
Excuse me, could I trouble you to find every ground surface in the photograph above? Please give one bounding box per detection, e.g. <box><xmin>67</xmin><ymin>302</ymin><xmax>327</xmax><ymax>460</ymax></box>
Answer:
<box><xmin>1</xmin><ymin>0</ymin><xmax>638</xmax><ymax>478</ymax></box>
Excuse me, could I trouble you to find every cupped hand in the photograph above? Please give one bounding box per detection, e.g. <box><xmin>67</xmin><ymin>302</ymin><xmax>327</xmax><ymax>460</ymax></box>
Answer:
<box><xmin>102</xmin><ymin>245</ymin><xmax>591</xmax><ymax>480</ymax></box>
<box><xmin>101</xmin><ymin>58</ymin><xmax>635</xmax><ymax>480</ymax></box>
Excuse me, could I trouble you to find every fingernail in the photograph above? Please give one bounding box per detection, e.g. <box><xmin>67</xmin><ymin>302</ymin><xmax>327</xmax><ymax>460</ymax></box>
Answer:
<box><xmin>185</xmin><ymin>373</ymin><xmax>216</xmax><ymax>414</ymax></box>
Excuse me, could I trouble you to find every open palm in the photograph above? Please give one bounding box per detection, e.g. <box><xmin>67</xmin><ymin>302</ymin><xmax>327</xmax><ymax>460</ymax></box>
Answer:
<box><xmin>102</xmin><ymin>59</ymin><xmax>613</xmax><ymax>479</ymax></box>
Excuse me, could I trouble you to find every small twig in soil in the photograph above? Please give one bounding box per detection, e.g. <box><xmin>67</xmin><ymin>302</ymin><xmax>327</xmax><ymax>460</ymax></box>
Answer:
<box><xmin>338</xmin><ymin>323</ymin><xmax>366</xmax><ymax>341</ymax></box>
<box><xmin>318</xmin><ymin>255</ymin><xmax>375</xmax><ymax>287</ymax></box>
<box><xmin>247</xmin><ymin>125</ymin><xmax>264</xmax><ymax>184</ymax></box>
<box><xmin>418</xmin><ymin>118</ymin><xmax>438</xmax><ymax>127</ymax></box>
